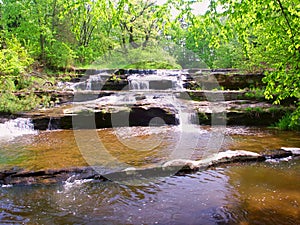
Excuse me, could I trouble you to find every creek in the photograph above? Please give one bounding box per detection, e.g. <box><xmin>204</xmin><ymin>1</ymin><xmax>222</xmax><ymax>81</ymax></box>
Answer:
<box><xmin>0</xmin><ymin>70</ymin><xmax>299</xmax><ymax>224</ymax></box>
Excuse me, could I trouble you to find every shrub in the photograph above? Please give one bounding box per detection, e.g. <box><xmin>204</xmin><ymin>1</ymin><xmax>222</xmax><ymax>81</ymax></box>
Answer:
<box><xmin>0</xmin><ymin>35</ymin><xmax>33</xmax><ymax>76</ymax></box>
<box><xmin>276</xmin><ymin>111</ymin><xmax>300</xmax><ymax>131</ymax></box>
<box><xmin>95</xmin><ymin>45</ymin><xmax>181</xmax><ymax>69</ymax></box>
<box><xmin>45</xmin><ymin>41</ymin><xmax>75</xmax><ymax>69</ymax></box>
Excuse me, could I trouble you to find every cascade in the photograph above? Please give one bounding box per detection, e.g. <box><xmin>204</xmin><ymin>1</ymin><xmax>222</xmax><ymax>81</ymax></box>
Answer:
<box><xmin>0</xmin><ymin>118</ymin><xmax>37</xmax><ymax>140</ymax></box>
<box><xmin>127</xmin><ymin>70</ymin><xmax>187</xmax><ymax>91</ymax></box>
<box><xmin>85</xmin><ymin>73</ymin><xmax>106</xmax><ymax>90</ymax></box>
<box><xmin>126</xmin><ymin>70</ymin><xmax>199</xmax><ymax>134</ymax></box>
<box><xmin>72</xmin><ymin>71</ymin><xmax>111</xmax><ymax>91</ymax></box>
<box><xmin>47</xmin><ymin>117</ymin><xmax>59</xmax><ymax>131</ymax></box>
<box><xmin>71</xmin><ymin>69</ymin><xmax>198</xmax><ymax>133</ymax></box>
<box><xmin>129</xmin><ymin>78</ymin><xmax>150</xmax><ymax>90</ymax></box>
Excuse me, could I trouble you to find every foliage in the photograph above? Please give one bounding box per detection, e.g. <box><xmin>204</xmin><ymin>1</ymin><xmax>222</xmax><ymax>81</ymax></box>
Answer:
<box><xmin>0</xmin><ymin>33</ymin><xmax>54</xmax><ymax>113</ymax></box>
<box><xmin>204</xmin><ymin>0</ymin><xmax>300</xmax><ymax>130</ymax></box>
<box><xmin>0</xmin><ymin>35</ymin><xmax>33</xmax><ymax>76</ymax></box>
<box><xmin>45</xmin><ymin>41</ymin><xmax>75</xmax><ymax>69</ymax></box>
<box><xmin>245</xmin><ymin>106</ymin><xmax>264</xmax><ymax>113</ymax></box>
<box><xmin>95</xmin><ymin>45</ymin><xmax>181</xmax><ymax>69</ymax></box>
<box><xmin>0</xmin><ymin>34</ymin><xmax>37</xmax><ymax>113</ymax></box>
<box><xmin>244</xmin><ymin>88</ymin><xmax>265</xmax><ymax>100</ymax></box>
<box><xmin>0</xmin><ymin>77</ymin><xmax>53</xmax><ymax>113</ymax></box>
<box><xmin>275</xmin><ymin>111</ymin><xmax>300</xmax><ymax>131</ymax></box>
<box><xmin>0</xmin><ymin>91</ymin><xmax>38</xmax><ymax>113</ymax></box>
<box><xmin>212</xmin><ymin>40</ymin><xmax>244</xmax><ymax>68</ymax></box>
<box><xmin>0</xmin><ymin>0</ymin><xmax>299</xmax><ymax>129</ymax></box>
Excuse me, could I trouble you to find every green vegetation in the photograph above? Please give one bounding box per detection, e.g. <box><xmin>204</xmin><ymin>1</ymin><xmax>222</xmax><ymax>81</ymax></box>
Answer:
<box><xmin>197</xmin><ymin>112</ymin><xmax>208</xmax><ymax>121</ymax></box>
<box><xmin>244</xmin><ymin>88</ymin><xmax>265</xmax><ymax>100</ymax></box>
<box><xmin>95</xmin><ymin>45</ymin><xmax>181</xmax><ymax>69</ymax></box>
<box><xmin>0</xmin><ymin>34</ymin><xmax>52</xmax><ymax>113</ymax></box>
<box><xmin>275</xmin><ymin>113</ymin><xmax>300</xmax><ymax>131</ymax></box>
<box><xmin>204</xmin><ymin>0</ymin><xmax>300</xmax><ymax>129</ymax></box>
<box><xmin>0</xmin><ymin>0</ymin><xmax>299</xmax><ymax>129</ymax></box>
<box><xmin>245</xmin><ymin>107</ymin><xmax>264</xmax><ymax>113</ymax></box>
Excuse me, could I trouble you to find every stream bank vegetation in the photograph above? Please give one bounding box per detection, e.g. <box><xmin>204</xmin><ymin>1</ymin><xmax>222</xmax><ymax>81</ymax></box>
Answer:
<box><xmin>0</xmin><ymin>0</ymin><xmax>299</xmax><ymax>130</ymax></box>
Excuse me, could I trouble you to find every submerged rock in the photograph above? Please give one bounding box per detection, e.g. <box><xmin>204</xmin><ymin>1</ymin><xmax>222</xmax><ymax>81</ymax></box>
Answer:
<box><xmin>0</xmin><ymin>167</ymin><xmax>107</xmax><ymax>186</ymax></box>
<box><xmin>1</xmin><ymin>148</ymin><xmax>299</xmax><ymax>186</ymax></box>
<box><xmin>162</xmin><ymin>150</ymin><xmax>263</xmax><ymax>170</ymax></box>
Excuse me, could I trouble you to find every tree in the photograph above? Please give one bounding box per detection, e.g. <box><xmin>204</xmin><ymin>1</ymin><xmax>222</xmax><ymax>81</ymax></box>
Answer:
<box><xmin>113</xmin><ymin>0</ymin><xmax>175</xmax><ymax>51</ymax></box>
<box><xmin>0</xmin><ymin>0</ymin><xmax>72</xmax><ymax>67</ymax></box>
<box><xmin>204</xmin><ymin>0</ymin><xmax>300</xmax><ymax>129</ymax></box>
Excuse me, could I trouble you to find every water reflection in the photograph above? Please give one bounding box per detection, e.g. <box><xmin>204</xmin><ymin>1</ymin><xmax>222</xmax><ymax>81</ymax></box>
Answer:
<box><xmin>0</xmin><ymin>168</ymin><xmax>231</xmax><ymax>224</ymax></box>
<box><xmin>0</xmin><ymin>126</ymin><xmax>210</xmax><ymax>171</ymax></box>
<box><xmin>0</xmin><ymin>126</ymin><xmax>299</xmax><ymax>224</ymax></box>
<box><xmin>1</xmin><ymin>160</ymin><xmax>299</xmax><ymax>224</ymax></box>
<box><xmin>223</xmin><ymin>160</ymin><xmax>300</xmax><ymax>225</ymax></box>
<box><xmin>0</xmin><ymin>126</ymin><xmax>299</xmax><ymax>172</ymax></box>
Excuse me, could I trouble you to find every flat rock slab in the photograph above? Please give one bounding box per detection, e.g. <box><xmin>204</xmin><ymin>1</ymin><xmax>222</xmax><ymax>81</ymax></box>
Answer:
<box><xmin>18</xmin><ymin>98</ymin><xmax>291</xmax><ymax>129</ymax></box>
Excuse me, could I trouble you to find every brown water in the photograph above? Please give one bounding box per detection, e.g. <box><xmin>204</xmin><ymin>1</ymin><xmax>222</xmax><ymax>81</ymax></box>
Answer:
<box><xmin>1</xmin><ymin>126</ymin><xmax>299</xmax><ymax>171</ymax></box>
<box><xmin>0</xmin><ymin>126</ymin><xmax>217</xmax><ymax>171</ymax></box>
<box><xmin>0</xmin><ymin>126</ymin><xmax>299</xmax><ymax>224</ymax></box>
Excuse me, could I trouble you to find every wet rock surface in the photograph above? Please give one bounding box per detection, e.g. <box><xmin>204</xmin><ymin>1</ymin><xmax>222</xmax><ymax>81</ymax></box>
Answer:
<box><xmin>1</xmin><ymin>69</ymin><xmax>297</xmax><ymax>185</ymax></box>
<box><xmin>12</xmin><ymin>68</ymin><xmax>295</xmax><ymax>128</ymax></box>
<box><xmin>190</xmin><ymin>72</ymin><xmax>264</xmax><ymax>90</ymax></box>
<box><xmin>22</xmin><ymin>68</ymin><xmax>299</xmax><ymax>128</ymax></box>
<box><xmin>67</xmin><ymin>68</ymin><xmax>265</xmax><ymax>90</ymax></box>
<box><xmin>0</xmin><ymin>167</ymin><xmax>107</xmax><ymax>186</ymax></box>
<box><xmin>29</xmin><ymin>107</ymin><xmax>178</xmax><ymax>130</ymax></box>
<box><xmin>21</xmin><ymin>96</ymin><xmax>291</xmax><ymax>128</ymax></box>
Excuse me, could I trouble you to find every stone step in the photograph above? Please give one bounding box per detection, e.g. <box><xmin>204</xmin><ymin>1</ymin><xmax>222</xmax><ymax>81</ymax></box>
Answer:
<box><xmin>64</xmin><ymin>69</ymin><xmax>265</xmax><ymax>91</ymax></box>
<box><xmin>18</xmin><ymin>98</ymin><xmax>293</xmax><ymax>129</ymax></box>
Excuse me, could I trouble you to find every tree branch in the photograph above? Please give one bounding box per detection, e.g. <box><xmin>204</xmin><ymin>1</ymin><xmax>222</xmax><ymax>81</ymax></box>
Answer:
<box><xmin>276</xmin><ymin>0</ymin><xmax>297</xmax><ymax>51</ymax></box>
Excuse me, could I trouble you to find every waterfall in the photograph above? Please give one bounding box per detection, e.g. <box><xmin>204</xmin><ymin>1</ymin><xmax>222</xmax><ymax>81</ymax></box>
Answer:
<box><xmin>129</xmin><ymin>79</ymin><xmax>150</xmax><ymax>90</ymax></box>
<box><xmin>171</xmin><ymin>100</ymin><xmax>202</xmax><ymax>160</ymax></box>
<box><xmin>71</xmin><ymin>71</ymin><xmax>111</xmax><ymax>91</ymax></box>
<box><xmin>47</xmin><ymin>117</ymin><xmax>53</xmax><ymax>130</ymax></box>
<box><xmin>177</xmin><ymin>111</ymin><xmax>198</xmax><ymax>128</ymax></box>
<box><xmin>85</xmin><ymin>74</ymin><xmax>104</xmax><ymax>90</ymax></box>
<box><xmin>66</xmin><ymin>69</ymin><xmax>188</xmax><ymax>91</ymax></box>
<box><xmin>126</xmin><ymin>70</ymin><xmax>198</xmax><ymax>130</ymax></box>
<box><xmin>0</xmin><ymin>118</ymin><xmax>37</xmax><ymax>140</ymax></box>
<box><xmin>127</xmin><ymin>70</ymin><xmax>186</xmax><ymax>91</ymax></box>
<box><xmin>47</xmin><ymin>117</ymin><xmax>59</xmax><ymax>131</ymax></box>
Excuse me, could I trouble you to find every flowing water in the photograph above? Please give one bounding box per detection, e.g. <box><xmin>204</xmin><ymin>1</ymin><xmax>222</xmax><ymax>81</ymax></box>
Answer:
<box><xmin>0</xmin><ymin>70</ymin><xmax>299</xmax><ymax>224</ymax></box>
<box><xmin>0</xmin><ymin>125</ymin><xmax>299</xmax><ymax>224</ymax></box>
<box><xmin>1</xmin><ymin>161</ymin><xmax>299</xmax><ymax>225</ymax></box>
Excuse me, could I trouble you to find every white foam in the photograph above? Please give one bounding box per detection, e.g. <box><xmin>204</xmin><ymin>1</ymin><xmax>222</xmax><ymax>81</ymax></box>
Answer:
<box><xmin>127</xmin><ymin>71</ymin><xmax>185</xmax><ymax>91</ymax></box>
<box><xmin>281</xmin><ymin>147</ymin><xmax>300</xmax><ymax>155</ymax></box>
<box><xmin>0</xmin><ymin>118</ymin><xmax>37</xmax><ymax>141</ymax></box>
<box><xmin>266</xmin><ymin>156</ymin><xmax>293</xmax><ymax>163</ymax></box>
<box><xmin>62</xmin><ymin>175</ymin><xmax>93</xmax><ymax>191</ymax></box>
<box><xmin>68</xmin><ymin>71</ymin><xmax>111</xmax><ymax>91</ymax></box>
<box><xmin>1</xmin><ymin>184</ymin><xmax>13</xmax><ymax>188</ymax></box>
